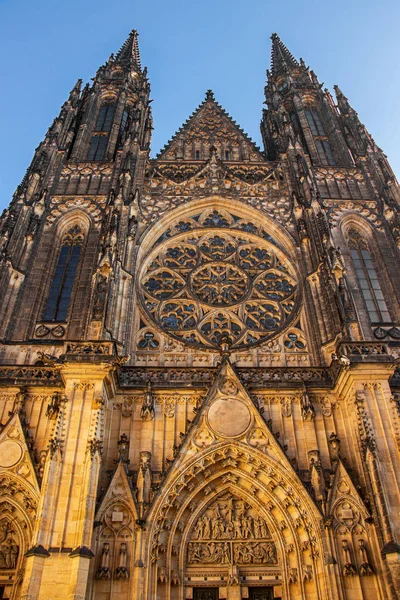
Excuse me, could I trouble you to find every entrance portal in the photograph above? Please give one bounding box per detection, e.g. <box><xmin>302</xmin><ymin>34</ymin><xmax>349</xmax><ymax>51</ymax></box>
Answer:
<box><xmin>193</xmin><ymin>589</ymin><xmax>219</xmax><ymax>600</ymax></box>
<box><xmin>249</xmin><ymin>588</ymin><xmax>274</xmax><ymax>600</ymax></box>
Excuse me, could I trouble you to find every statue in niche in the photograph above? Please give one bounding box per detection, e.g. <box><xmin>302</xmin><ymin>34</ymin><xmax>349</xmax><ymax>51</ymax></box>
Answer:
<box><xmin>137</xmin><ymin>451</ymin><xmax>152</xmax><ymax>508</ymax></box>
<box><xmin>358</xmin><ymin>539</ymin><xmax>373</xmax><ymax>575</ymax></box>
<box><xmin>342</xmin><ymin>539</ymin><xmax>357</xmax><ymax>576</ymax></box>
<box><xmin>92</xmin><ymin>275</ymin><xmax>108</xmax><ymax>320</ymax></box>
<box><xmin>0</xmin><ymin>522</ymin><xmax>19</xmax><ymax>569</ymax></box>
<box><xmin>301</xmin><ymin>391</ymin><xmax>315</xmax><ymax>421</ymax></box>
<box><xmin>97</xmin><ymin>542</ymin><xmax>111</xmax><ymax>579</ymax></box>
<box><xmin>140</xmin><ymin>381</ymin><xmax>155</xmax><ymax>421</ymax></box>
<box><xmin>115</xmin><ymin>542</ymin><xmax>129</xmax><ymax>579</ymax></box>
<box><xmin>117</xmin><ymin>433</ymin><xmax>130</xmax><ymax>464</ymax></box>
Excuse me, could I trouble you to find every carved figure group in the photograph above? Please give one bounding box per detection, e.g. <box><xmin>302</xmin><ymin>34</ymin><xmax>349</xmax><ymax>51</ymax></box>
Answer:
<box><xmin>191</xmin><ymin>498</ymin><xmax>269</xmax><ymax>541</ymax></box>
<box><xmin>0</xmin><ymin>538</ymin><xmax>19</xmax><ymax>569</ymax></box>
<box><xmin>188</xmin><ymin>541</ymin><xmax>277</xmax><ymax>565</ymax></box>
<box><xmin>233</xmin><ymin>541</ymin><xmax>277</xmax><ymax>564</ymax></box>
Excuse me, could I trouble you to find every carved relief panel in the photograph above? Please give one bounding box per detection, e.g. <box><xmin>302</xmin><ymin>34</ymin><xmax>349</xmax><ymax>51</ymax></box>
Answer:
<box><xmin>187</xmin><ymin>494</ymin><xmax>278</xmax><ymax>567</ymax></box>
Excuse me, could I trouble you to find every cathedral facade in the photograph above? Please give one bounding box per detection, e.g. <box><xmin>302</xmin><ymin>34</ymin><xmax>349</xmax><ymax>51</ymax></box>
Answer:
<box><xmin>0</xmin><ymin>30</ymin><xmax>399</xmax><ymax>600</ymax></box>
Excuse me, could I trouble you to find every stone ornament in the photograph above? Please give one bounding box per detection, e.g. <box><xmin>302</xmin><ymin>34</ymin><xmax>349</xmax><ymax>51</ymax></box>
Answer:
<box><xmin>0</xmin><ymin>521</ymin><xmax>19</xmax><ymax>570</ymax></box>
<box><xmin>0</xmin><ymin>440</ymin><xmax>23</xmax><ymax>468</ymax></box>
<box><xmin>188</xmin><ymin>494</ymin><xmax>277</xmax><ymax>565</ymax></box>
<box><xmin>139</xmin><ymin>212</ymin><xmax>299</xmax><ymax>350</ymax></box>
<box><xmin>207</xmin><ymin>397</ymin><xmax>251</xmax><ymax>438</ymax></box>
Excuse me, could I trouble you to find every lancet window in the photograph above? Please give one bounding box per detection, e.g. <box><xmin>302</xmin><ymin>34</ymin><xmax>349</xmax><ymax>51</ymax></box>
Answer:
<box><xmin>43</xmin><ymin>225</ymin><xmax>84</xmax><ymax>322</ymax></box>
<box><xmin>348</xmin><ymin>230</ymin><xmax>391</xmax><ymax>323</ymax></box>
<box><xmin>305</xmin><ymin>107</ymin><xmax>336</xmax><ymax>166</ymax></box>
<box><xmin>87</xmin><ymin>103</ymin><xmax>116</xmax><ymax>160</ymax></box>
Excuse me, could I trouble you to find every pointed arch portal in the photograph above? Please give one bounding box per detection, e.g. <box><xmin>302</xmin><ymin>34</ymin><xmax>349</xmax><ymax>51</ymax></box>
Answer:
<box><xmin>142</xmin><ymin>360</ymin><xmax>328</xmax><ymax>600</ymax></box>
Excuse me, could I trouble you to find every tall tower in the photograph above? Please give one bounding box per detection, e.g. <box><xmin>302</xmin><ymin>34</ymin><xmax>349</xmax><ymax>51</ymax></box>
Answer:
<box><xmin>0</xmin><ymin>31</ymin><xmax>399</xmax><ymax>600</ymax></box>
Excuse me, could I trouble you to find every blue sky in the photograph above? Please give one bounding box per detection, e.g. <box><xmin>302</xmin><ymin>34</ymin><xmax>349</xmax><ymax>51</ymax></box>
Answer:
<box><xmin>1</xmin><ymin>0</ymin><xmax>399</xmax><ymax>210</ymax></box>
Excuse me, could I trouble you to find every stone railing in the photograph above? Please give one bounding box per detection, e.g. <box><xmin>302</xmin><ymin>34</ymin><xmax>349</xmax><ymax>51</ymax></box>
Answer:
<box><xmin>118</xmin><ymin>366</ymin><xmax>335</xmax><ymax>389</ymax></box>
<box><xmin>0</xmin><ymin>366</ymin><xmax>63</xmax><ymax>386</ymax></box>
<box><xmin>338</xmin><ymin>341</ymin><xmax>395</xmax><ymax>362</ymax></box>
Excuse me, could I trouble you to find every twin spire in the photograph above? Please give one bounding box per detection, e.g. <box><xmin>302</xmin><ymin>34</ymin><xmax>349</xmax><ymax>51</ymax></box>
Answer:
<box><xmin>113</xmin><ymin>29</ymin><xmax>298</xmax><ymax>78</ymax></box>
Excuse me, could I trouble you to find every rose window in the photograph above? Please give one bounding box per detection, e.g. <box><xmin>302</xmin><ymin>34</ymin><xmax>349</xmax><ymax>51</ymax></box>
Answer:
<box><xmin>139</xmin><ymin>227</ymin><xmax>299</xmax><ymax>350</ymax></box>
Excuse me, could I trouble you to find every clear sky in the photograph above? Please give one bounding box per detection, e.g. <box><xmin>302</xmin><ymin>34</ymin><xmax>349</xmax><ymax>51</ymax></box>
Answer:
<box><xmin>1</xmin><ymin>0</ymin><xmax>400</xmax><ymax>210</ymax></box>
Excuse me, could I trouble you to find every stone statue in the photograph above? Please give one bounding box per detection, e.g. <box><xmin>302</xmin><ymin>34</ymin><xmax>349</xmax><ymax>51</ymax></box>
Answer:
<box><xmin>115</xmin><ymin>542</ymin><xmax>129</xmax><ymax>579</ymax></box>
<box><xmin>140</xmin><ymin>381</ymin><xmax>155</xmax><ymax>421</ymax></box>
<box><xmin>358</xmin><ymin>539</ymin><xmax>373</xmax><ymax>575</ymax></box>
<box><xmin>137</xmin><ymin>451</ymin><xmax>152</xmax><ymax>508</ymax></box>
<box><xmin>92</xmin><ymin>275</ymin><xmax>108</xmax><ymax>320</ymax></box>
<box><xmin>96</xmin><ymin>543</ymin><xmax>111</xmax><ymax>579</ymax></box>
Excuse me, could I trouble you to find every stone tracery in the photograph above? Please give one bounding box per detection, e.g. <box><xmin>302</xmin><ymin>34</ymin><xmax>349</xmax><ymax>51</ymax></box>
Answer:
<box><xmin>139</xmin><ymin>208</ymin><xmax>299</xmax><ymax>350</ymax></box>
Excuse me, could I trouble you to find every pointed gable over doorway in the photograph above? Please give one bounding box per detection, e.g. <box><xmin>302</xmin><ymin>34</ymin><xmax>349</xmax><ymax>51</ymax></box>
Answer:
<box><xmin>157</xmin><ymin>90</ymin><xmax>264</xmax><ymax>162</ymax></box>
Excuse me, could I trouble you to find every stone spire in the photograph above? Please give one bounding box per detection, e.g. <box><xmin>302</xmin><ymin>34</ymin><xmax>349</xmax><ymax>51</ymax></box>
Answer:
<box><xmin>114</xmin><ymin>29</ymin><xmax>142</xmax><ymax>71</ymax></box>
<box><xmin>270</xmin><ymin>33</ymin><xmax>299</xmax><ymax>75</ymax></box>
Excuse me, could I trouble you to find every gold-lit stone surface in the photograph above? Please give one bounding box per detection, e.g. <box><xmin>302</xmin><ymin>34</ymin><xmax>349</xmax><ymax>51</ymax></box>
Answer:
<box><xmin>208</xmin><ymin>398</ymin><xmax>251</xmax><ymax>437</ymax></box>
<box><xmin>0</xmin><ymin>440</ymin><xmax>22</xmax><ymax>467</ymax></box>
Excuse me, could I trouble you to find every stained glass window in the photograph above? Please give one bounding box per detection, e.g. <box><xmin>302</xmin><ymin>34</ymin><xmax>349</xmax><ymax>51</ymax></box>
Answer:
<box><xmin>305</xmin><ymin>107</ymin><xmax>336</xmax><ymax>166</ymax></box>
<box><xmin>348</xmin><ymin>231</ymin><xmax>391</xmax><ymax>323</ymax></box>
<box><xmin>87</xmin><ymin>104</ymin><xmax>116</xmax><ymax>160</ymax></box>
<box><xmin>139</xmin><ymin>220</ymin><xmax>299</xmax><ymax>350</ymax></box>
<box><xmin>43</xmin><ymin>226</ymin><xmax>84</xmax><ymax>322</ymax></box>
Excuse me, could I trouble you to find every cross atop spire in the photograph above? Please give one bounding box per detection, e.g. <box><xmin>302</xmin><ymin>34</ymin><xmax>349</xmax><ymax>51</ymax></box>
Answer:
<box><xmin>270</xmin><ymin>33</ymin><xmax>299</xmax><ymax>75</ymax></box>
<box><xmin>115</xmin><ymin>29</ymin><xmax>142</xmax><ymax>69</ymax></box>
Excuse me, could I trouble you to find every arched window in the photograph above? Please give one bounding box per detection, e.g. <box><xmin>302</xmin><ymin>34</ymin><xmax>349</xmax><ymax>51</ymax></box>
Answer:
<box><xmin>305</xmin><ymin>107</ymin><xmax>336</xmax><ymax>166</ymax></box>
<box><xmin>305</xmin><ymin>109</ymin><xmax>325</xmax><ymax>136</ymax></box>
<box><xmin>43</xmin><ymin>226</ymin><xmax>84</xmax><ymax>321</ymax></box>
<box><xmin>87</xmin><ymin>103</ymin><xmax>116</xmax><ymax>160</ymax></box>
<box><xmin>348</xmin><ymin>230</ymin><xmax>391</xmax><ymax>323</ymax></box>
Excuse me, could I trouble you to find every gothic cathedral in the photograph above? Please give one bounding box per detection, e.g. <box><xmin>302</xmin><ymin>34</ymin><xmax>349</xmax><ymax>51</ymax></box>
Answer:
<box><xmin>0</xmin><ymin>30</ymin><xmax>399</xmax><ymax>600</ymax></box>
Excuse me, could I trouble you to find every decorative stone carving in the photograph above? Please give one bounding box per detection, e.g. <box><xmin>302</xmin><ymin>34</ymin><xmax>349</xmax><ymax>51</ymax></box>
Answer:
<box><xmin>188</xmin><ymin>494</ymin><xmax>276</xmax><ymax>565</ymax></box>
<box><xmin>137</xmin><ymin>451</ymin><xmax>152</xmax><ymax>507</ymax></box>
<box><xmin>97</xmin><ymin>542</ymin><xmax>111</xmax><ymax>579</ymax></box>
<box><xmin>358</xmin><ymin>539</ymin><xmax>373</xmax><ymax>575</ymax></box>
<box><xmin>341</xmin><ymin>539</ymin><xmax>357</xmax><ymax>576</ymax></box>
<box><xmin>140</xmin><ymin>381</ymin><xmax>155</xmax><ymax>421</ymax></box>
<box><xmin>247</xmin><ymin>428</ymin><xmax>269</xmax><ymax>451</ymax></box>
<box><xmin>139</xmin><ymin>222</ymin><xmax>299</xmax><ymax>351</ymax></box>
<box><xmin>115</xmin><ymin>542</ymin><xmax>129</xmax><ymax>579</ymax></box>
<box><xmin>117</xmin><ymin>433</ymin><xmax>130</xmax><ymax>464</ymax></box>
<box><xmin>207</xmin><ymin>398</ymin><xmax>251</xmax><ymax>437</ymax></box>
<box><xmin>45</xmin><ymin>392</ymin><xmax>66</xmax><ymax>420</ymax></box>
<box><xmin>233</xmin><ymin>541</ymin><xmax>277</xmax><ymax>564</ymax></box>
<box><xmin>0</xmin><ymin>521</ymin><xmax>19</xmax><ymax>569</ymax></box>
<box><xmin>303</xmin><ymin>565</ymin><xmax>313</xmax><ymax>582</ymax></box>
<box><xmin>289</xmin><ymin>567</ymin><xmax>298</xmax><ymax>584</ymax></box>
<box><xmin>301</xmin><ymin>392</ymin><xmax>315</xmax><ymax>421</ymax></box>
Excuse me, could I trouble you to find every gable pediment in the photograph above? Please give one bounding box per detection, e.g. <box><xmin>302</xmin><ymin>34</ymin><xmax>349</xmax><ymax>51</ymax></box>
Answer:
<box><xmin>157</xmin><ymin>92</ymin><xmax>264</xmax><ymax>162</ymax></box>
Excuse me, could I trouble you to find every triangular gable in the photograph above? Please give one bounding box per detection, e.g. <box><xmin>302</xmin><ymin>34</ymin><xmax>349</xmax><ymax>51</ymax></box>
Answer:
<box><xmin>327</xmin><ymin>459</ymin><xmax>370</xmax><ymax>522</ymax></box>
<box><xmin>95</xmin><ymin>461</ymin><xmax>139</xmax><ymax>524</ymax></box>
<box><xmin>0</xmin><ymin>411</ymin><xmax>40</xmax><ymax>493</ymax></box>
<box><xmin>163</xmin><ymin>357</ymin><xmax>308</xmax><ymax>481</ymax></box>
<box><xmin>157</xmin><ymin>91</ymin><xmax>264</xmax><ymax>162</ymax></box>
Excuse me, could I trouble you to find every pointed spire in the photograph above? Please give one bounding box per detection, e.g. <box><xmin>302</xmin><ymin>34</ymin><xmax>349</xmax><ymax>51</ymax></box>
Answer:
<box><xmin>270</xmin><ymin>33</ymin><xmax>299</xmax><ymax>75</ymax></box>
<box><xmin>115</xmin><ymin>29</ymin><xmax>142</xmax><ymax>70</ymax></box>
<box><xmin>333</xmin><ymin>85</ymin><xmax>354</xmax><ymax>115</ymax></box>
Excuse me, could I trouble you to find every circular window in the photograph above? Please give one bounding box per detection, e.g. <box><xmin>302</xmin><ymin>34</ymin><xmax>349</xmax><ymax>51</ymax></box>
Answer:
<box><xmin>139</xmin><ymin>227</ymin><xmax>299</xmax><ymax>350</ymax></box>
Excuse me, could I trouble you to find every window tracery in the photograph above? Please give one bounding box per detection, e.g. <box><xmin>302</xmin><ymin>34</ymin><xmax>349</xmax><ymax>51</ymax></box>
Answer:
<box><xmin>43</xmin><ymin>225</ymin><xmax>84</xmax><ymax>322</ymax></box>
<box><xmin>347</xmin><ymin>229</ymin><xmax>391</xmax><ymax>323</ymax></box>
<box><xmin>139</xmin><ymin>210</ymin><xmax>299</xmax><ymax>350</ymax></box>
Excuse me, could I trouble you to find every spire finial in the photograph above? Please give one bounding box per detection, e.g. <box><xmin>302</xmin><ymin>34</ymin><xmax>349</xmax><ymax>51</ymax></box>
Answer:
<box><xmin>115</xmin><ymin>29</ymin><xmax>142</xmax><ymax>70</ymax></box>
<box><xmin>270</xmin><ymin>33</ymin><xmax>299</xmax><ymax>76</ymax></box>
<box><xmin>205</xmin><ymin>89</ymin><xmax>215</xmax><ymax>101</ymax></box>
